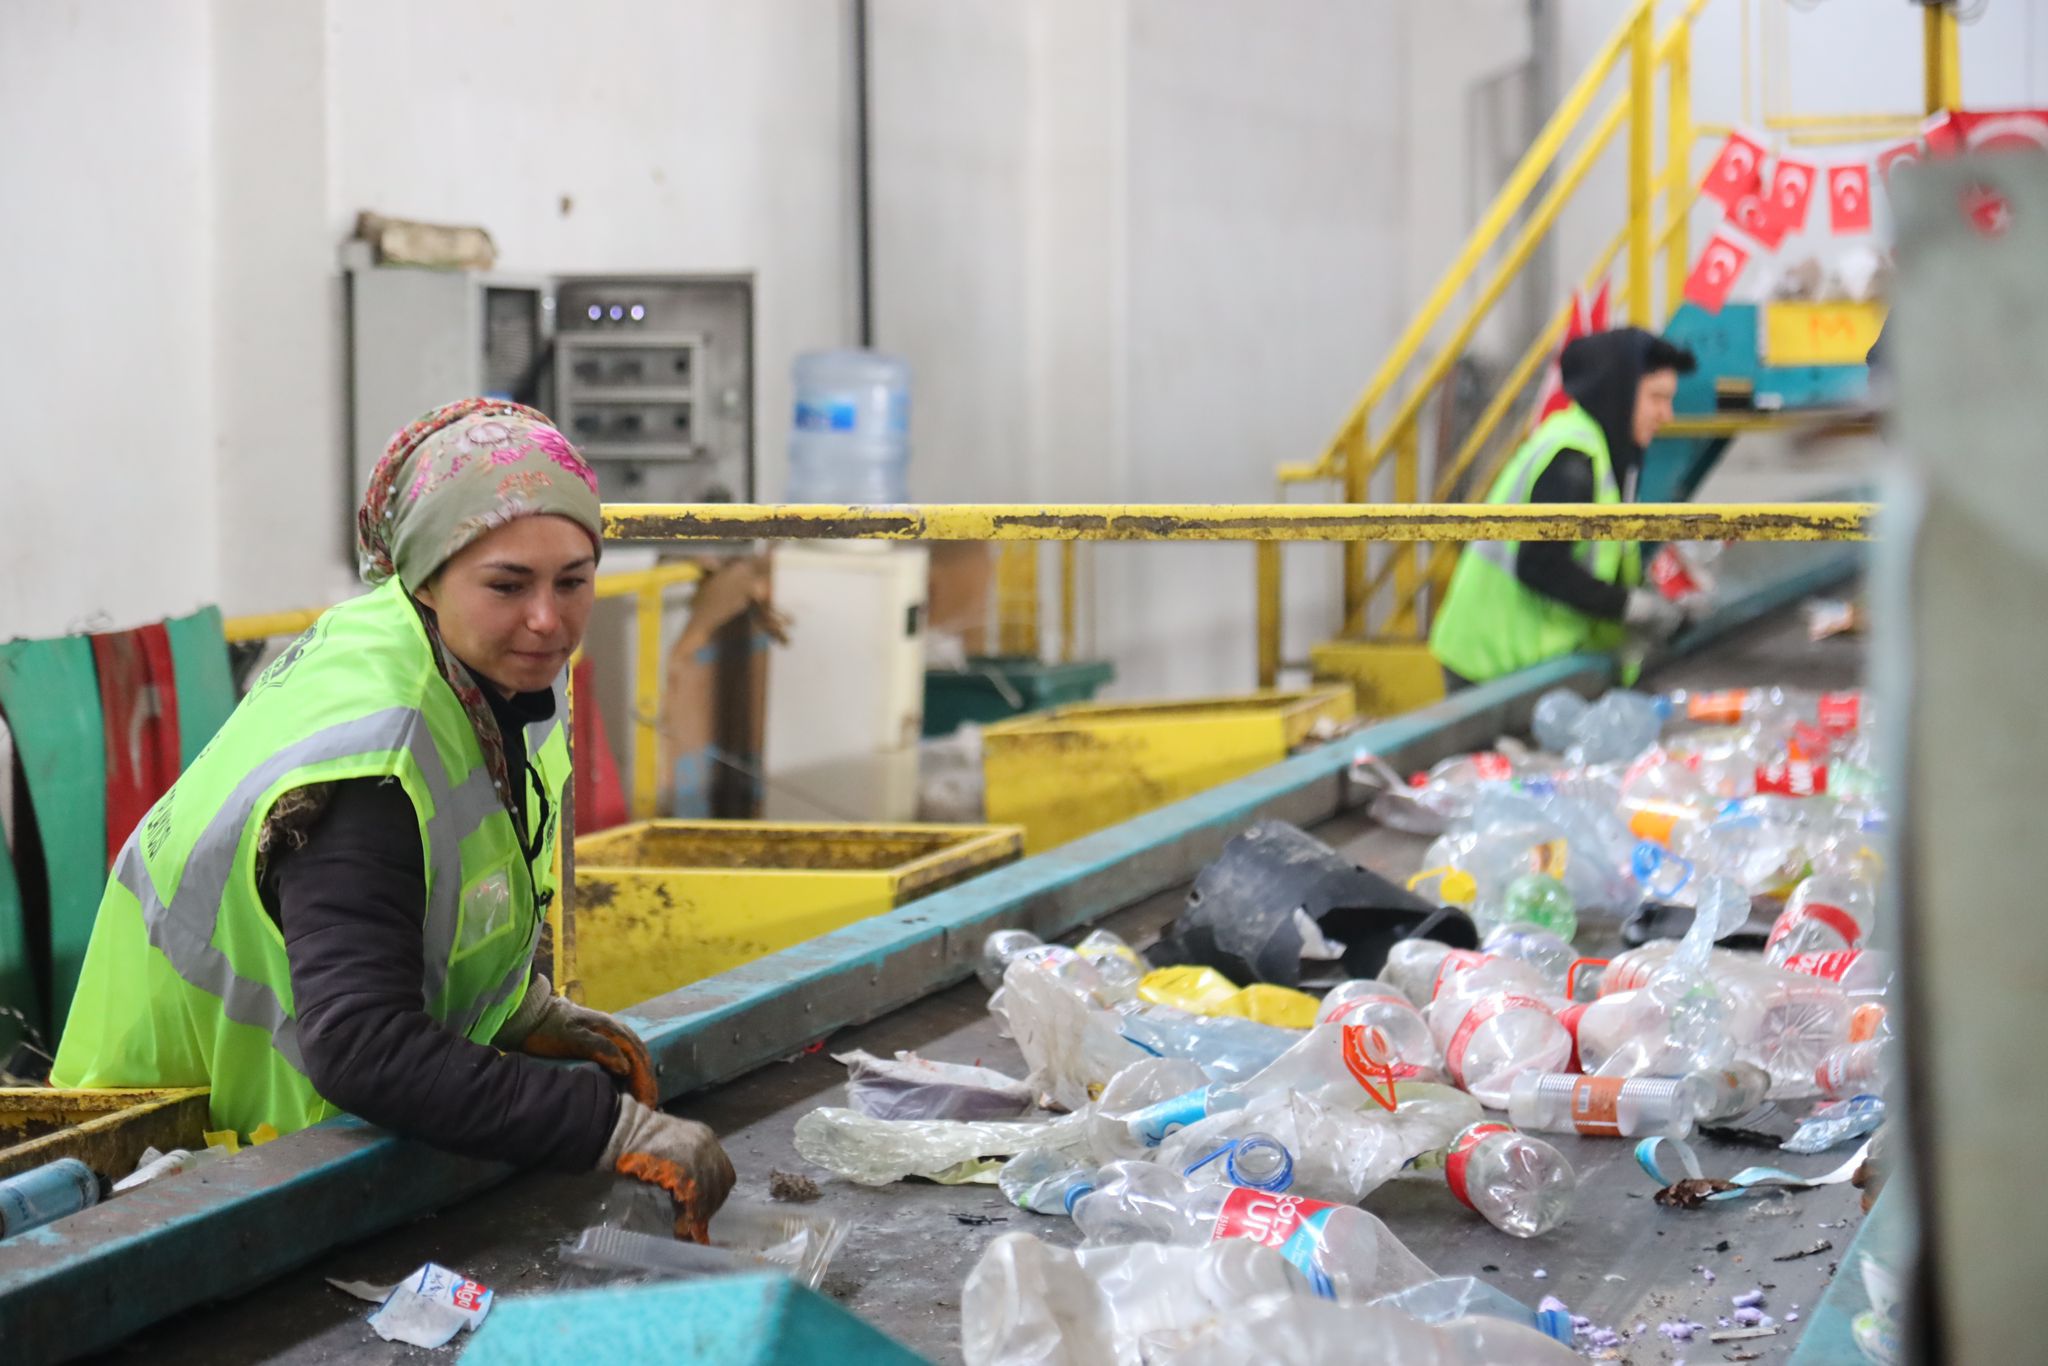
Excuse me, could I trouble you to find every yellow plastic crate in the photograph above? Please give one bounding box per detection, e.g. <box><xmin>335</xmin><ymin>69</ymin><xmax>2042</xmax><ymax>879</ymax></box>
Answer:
<box><xmin>982</xmin><ymin>687</ymin><xmax>1355</xmax><ymax>853</ymax></box>
<box><xmin>1761</xmin><ymin>300</ymin><xmax>1886</xmax><ymax>367</ymax></box>
<box><xmin>0</xmin><ymin>1087</ymin><xmax>211</xmax><ymax>1181</ymax></box>
<box><xmin>563</xmin><ymin>821</ymin><xmax>1023</xmax><ymax>1012</ymax></box>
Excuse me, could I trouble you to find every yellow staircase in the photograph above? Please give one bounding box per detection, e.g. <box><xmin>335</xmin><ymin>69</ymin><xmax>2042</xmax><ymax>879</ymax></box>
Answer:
<box><xmin>1265</xmin><ymin>0</ymin><xmax>1961</xmax><ymax>714</ymax></box>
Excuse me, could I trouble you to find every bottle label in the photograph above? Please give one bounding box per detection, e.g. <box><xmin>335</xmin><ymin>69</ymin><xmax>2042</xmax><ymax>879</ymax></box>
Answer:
<box><xmin>1325</xmin><ymin>994</ymin><xmax>1411</xmax><ymax>1026</ymax></box>
<box><xmin>1650</xmin><ymin>544</ymin><xmax>1701</xmax><ymax>600</ymax></box>
<box><xmin>1756</xmin><ymin>758</ymin><xmax>1828</xmax><ymax>796</ymax></box>
<box><xmin>1444</xmin><ymin>993</ymin><xmax>1552</xmax><ymax>1088</ymax></box>
<box><xmin>1472</xmin><ymin>752</ymin><xmax>1515</xmax><ymax>781</ymax></box>
<box><xmin>1767</xmin><ymin>902</ymin><xmax>1863</xmax><ymax>953</ymax></box>
<box><xmin>1783</xmin><ymin>948</ymin><xmax>1863</xmax><ymax>982</ymax></box>
<box><xmin>1817</xmin><ymin>691</ymin><xmax>1862</xmax><ymax>735</ymax></box>
<box><xmin>1430</xmin><ymin>949</ymin><xmax>1491</xmax><ymax>1001</ymax></box>
<box><xmin>1814</xmin><ymin>1048</ymin><xmax>1872</xmax><ymax>1098</ymax></box>
<box><xmin>1556</xmin><ymin>1002</ymin><xmax>1590</xmax><ymax>1072</ymax></box>
<box><xmin>1688</xmin><ymin>689</ymin><xmax>1749</xmax><ymax>724</ymax></box>
<box><xmin>793</xmin><ymin>397</ymin><xmax>860</xmax><ymax>432</ymax></box>
<box><xmin>1125</xmin><ymin>1087</ymin><xmax>1211</xmax><ymax>1147</ymax></box>
<box><xmin>1568</xmin><ymin>1076</ymin><xmax>1626</xmax><ymax>1136</ymax></box>
<box><xmin>1849</xmin><ymin>1002</ymin><xmax>1888</xmax><ymax>1042</ymax></box>
<box><xmin>1444</xmin><ymin>1122</ymin><xmax>1516</xmax><ymax>1210</ymax></box>
<box><xmin>1210</xmin><ymin>1187</ymin><xmax>1341</xmax><ymax>1298</ymax></box>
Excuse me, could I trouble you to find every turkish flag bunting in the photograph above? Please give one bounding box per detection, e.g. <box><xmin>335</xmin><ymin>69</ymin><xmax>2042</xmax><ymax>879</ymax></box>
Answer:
<box><xmin>1943</xmin><ymin>109</ymin><xmax>2048</xmax><ymax>155</ymax></box>
<box><xmin>1769</xmin><ymin>158</ymin><xmax>1818</xmax><ymax>234</ymax></box>
<box><xmin>1828</xmin><ymin>164</ymin><xmax>1873</xmax><ymax>233</ymax></box>
<box><xmin>1683</xmin><ymin>233</ymin><xmax>1750</xmax><ymax>314</ymax></box>
<box><xmin>1701</xmin><ymin>130</ymin><xmax>1767</xmax><ymax>208</ymax></box>
<box><xmin>1728</xmin><ymin>192</ymin><xmax>1788</xmax><ymax>249</ymax></box>
<box><xmin>1877</xmin><ymin>140</ymin><xmax>1922</xmax><ymax>186</ymax></box>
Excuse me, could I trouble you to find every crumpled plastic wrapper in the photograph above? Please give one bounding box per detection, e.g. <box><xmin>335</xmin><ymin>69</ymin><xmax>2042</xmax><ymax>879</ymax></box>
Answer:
<box><xmin>837</xmin><ymin>1049</ymin><xmax>1038</xmax><ymax>1122</ymax></box>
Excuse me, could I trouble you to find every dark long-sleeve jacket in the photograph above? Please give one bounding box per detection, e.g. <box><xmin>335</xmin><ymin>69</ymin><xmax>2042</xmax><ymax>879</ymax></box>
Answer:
<box><xmin>262</xmin><ymin>685</ymin><xmax>618</xmax><ymax>1169</ymax></box>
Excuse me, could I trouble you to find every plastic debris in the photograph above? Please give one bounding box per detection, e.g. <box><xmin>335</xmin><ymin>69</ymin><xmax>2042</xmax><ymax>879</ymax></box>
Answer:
<box><xmin>836</xmin><ymin>1049</ymin><xmax>1038</xmax><ymax>1122</ymax></box>
<box><xmin>328</xmin><ymin>1263</ymin><xmax>492</xmax><ymax>1349</ymax></box>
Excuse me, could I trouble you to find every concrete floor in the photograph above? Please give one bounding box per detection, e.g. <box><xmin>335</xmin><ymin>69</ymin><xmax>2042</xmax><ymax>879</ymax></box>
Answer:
<box><xmin>114</xmin><ymin>599</ymin><xmax>1865</xmax><ymax>1365</ymax></box>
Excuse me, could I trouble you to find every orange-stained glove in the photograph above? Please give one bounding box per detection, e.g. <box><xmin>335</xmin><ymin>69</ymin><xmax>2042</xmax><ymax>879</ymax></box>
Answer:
<box><xmin>600</xmin><ymin>1097</ymin><xmax>737</xmax><ymax>1242</ymax></box>
<box><xmin>494</xmin><ymin>973</ymin><xmax>659</xmax><ymax>1107</ymax></box>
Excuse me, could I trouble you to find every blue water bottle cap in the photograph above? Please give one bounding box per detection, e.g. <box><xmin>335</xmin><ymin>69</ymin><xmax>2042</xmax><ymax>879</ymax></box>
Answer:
<box><xmin>1063</xmin><ymin>1182</ymin><xmax>1094</xmax><ymax>1215</ymax></box>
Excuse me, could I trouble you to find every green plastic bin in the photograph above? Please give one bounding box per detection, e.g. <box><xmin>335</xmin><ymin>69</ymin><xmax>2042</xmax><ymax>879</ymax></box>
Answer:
<box><xmin>922</xmin><ymin>656</ymin><xmax>1115</xmax><ymax>736</ymax></box>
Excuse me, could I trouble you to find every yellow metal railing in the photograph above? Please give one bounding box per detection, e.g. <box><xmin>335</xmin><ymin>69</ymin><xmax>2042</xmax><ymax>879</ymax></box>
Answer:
<box><xmin>1260</xmin><ymin>0</ymin><xmax>1955</xmax><ymax>687</ymax></box>
<box><xmin>223</xmin><ymin>561</ymin><xmax>703</xmax><ymax>822</ymax></box>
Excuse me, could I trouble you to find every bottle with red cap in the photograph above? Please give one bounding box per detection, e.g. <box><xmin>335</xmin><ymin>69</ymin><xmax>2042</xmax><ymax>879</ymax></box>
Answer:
<box><xmin>1317</xmin><ymin>979</ymin><xmax>1445</xmax><ymax>1075</ymax></box>
<box><xmin>1443</xmin><ymin>1121</ymin><xmax>1576</xmax><ymax>1238</ymax></box>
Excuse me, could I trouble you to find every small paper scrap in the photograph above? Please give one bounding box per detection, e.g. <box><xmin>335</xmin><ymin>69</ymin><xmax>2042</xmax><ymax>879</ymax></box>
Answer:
<box><xmin>329</xmin><ymin>1262</ymin><xmax>493</xmax><ymax>1349</ymax></box>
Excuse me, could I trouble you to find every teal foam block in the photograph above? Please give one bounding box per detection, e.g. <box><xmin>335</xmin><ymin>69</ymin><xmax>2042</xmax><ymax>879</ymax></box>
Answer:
<box><xmin>456</xmin><ymin>1274</ymin><xmax>932</xmax><ymax>1366</ymax></box>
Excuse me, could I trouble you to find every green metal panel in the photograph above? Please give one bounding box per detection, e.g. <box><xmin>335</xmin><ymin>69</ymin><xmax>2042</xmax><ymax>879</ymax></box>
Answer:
<box><xmin>164</xmin><ymin>606</ymin><xmax>236</xmax><ymax>768</ymax></box>
<box><xmin>923</xmin><ymin>655</ymin><xmax>1116</xmax><ymax>735</ymax></box>
<box><xmin>0</xmin><ymin>637</ymin><xmax>106</xmax><ymax>1037</ymax></box>
<box><xmin>0</xmin><ymin>822</ymin><xmax>33</xmax><ymax>1057</ymax></box>
<box><xmin>456</xmin><ymin>1274</ymin><xmax>931</xmax><ymax>1366</ymax></box>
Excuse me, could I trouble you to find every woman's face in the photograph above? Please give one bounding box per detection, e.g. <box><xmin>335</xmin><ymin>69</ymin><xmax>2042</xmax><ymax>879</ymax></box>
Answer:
<box><xmin>414</xmin><ymin>515</ymin><xmax>597</xmax><ymax>695</ymax></box>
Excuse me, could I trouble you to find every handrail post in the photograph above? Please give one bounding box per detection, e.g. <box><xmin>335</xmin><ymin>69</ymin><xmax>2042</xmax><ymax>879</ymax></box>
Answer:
<box><xmin>1256</xmin><ymin>540</ymin><xmax>1282</xmax><ymax>688</ymax></box>
<box><xmin>1388</xmin><ymin>420</ymin><xmax>1423</xmax><ymax>637</ymax></box>
<box><xmin>1059</xmin><ymin>540</ymin><xmax>1078</xmax><ymax>664</ymax></box>
<box><xmin>1923</xmin><ymin>3</ymin><xmax>1961</xmax><ymax>115</ymax></box>
<box><xmin>1666</xmin><ymin>15</ymin><xmax>1693</xmax><ymax>320</ymax></box>
<box><xmin>1341</xmin><ymin>422</ymin><xmax>1369</xmax><ymax>637</ymax></box>
<box><xmin>1628</xmin><ymin>6</ymin><xmax>1655</xmax><ymax>326</ymax></box>
<box><xmin>632</xmin><ymin>583</ymin><xmax>663</xmax><ymax>821</ymax></box>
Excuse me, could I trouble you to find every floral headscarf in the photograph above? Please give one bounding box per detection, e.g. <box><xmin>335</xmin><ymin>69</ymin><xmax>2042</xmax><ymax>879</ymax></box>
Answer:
<box><xmin>355</xmin><ymin>398</ymin><xmax>604</xmax><ymax>823</ymax></box>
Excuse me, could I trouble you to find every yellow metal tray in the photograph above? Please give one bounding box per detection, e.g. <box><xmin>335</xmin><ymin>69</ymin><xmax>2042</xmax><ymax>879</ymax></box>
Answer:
<box><xmin>563</xmin><ymin>821</ymin><xmax>1023</xmax><ymax>1012</ymax></box>
<box><xmin>0</xmin><ymin>1087</ymin><xmax>211</xmax><ymax>1181</ymax></box>
<box><xmin>981</xmin><ymin>686</ymin><xmax>1355</xmax><ymax>853</ymax></box>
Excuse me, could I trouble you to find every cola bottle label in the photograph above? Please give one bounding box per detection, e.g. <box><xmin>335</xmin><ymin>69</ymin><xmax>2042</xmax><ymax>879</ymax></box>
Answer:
<box><xmin>1210</xmin><ymin>1188</ymin><xmax>1341</xmax><ymax>1298</ymax></box>
<box><xmin>1817</xmin><ymin>691</ymin><xmax>1862</xmax><ymax>735</ymax></box>
<box><xmin>1767</xmin><ymin>903</ymin><xmax>1862</xmax><ymax>952</ymax></box>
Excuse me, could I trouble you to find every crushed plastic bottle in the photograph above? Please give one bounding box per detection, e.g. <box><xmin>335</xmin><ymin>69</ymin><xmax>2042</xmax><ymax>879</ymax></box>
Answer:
<box><xmin>1074</xmin><ymin>928</ymin><xmax>1149</xmax><ymax>999</ymax></box>
<box><xmin>1145</xmin><ymin>1296</ymin><xmax>1585</xmax><ymax>1365</ymax></box>
<box><xmin>1071</xmin><ymin>1159</ymin><xmax>1435</xmax><ymax>1299</ymax></box>
<box><xmin>1488</xmin><ymin>872</ymin><xmax>1578</xmax><ymax>942</ymax></box>
<box><xmin>1566</xmin><ymin>689</ymin><xmax>1667</xmax><ymax>766</ymax></box>
<box><xmin>1367</xmin><ymin>1276</ymin><xmax>1576</xmax><ymax>1344</ymax></box>
<box><xmin>1686</xmin><ymin>1062</ymin><xmax>1774</xmax><ymax>1124</ymax></box>
<box><xmin>1766</xmin><ymin>865</ymin><xmax>1876</xmax><ymax>964</ymax></box>
<box><xmin>1782</xmin><ymin>948</ymin><xmax>1893</xmax><ymax>999</ymax></box>
<box><xmin>792</xmin><ymin>1107</ymin><xmax>1089</xmax><ymax>1186</ymax></box>
<box><xmin>1479</xmin><ymin>923</ymin><xmax>1577</xmax><ymax>995</ymax></box>
<box><xmin>998</xmin><ymin>1147</ymin><xmax>1095</xmax><ymax>1216</ymax></box>
<box><xmin>1815</xmin><ymin>1038</ymin><xmax>1891</xmax><ymax>1100</ymax></box>
<box><xmin>1782</xmin><ymin>1095</ymin><xmax>1885</xmax><ymax>1154</ymax></box>
<box><xmin>1531</xmin><ymin>688</ymin><xmax>1591</xmax><ymax>755</ymax></box>
<box><xmin>1443</xmin><ymin>1121</ymin><xmax>1575</xmax><ymax>1238</ymax></box>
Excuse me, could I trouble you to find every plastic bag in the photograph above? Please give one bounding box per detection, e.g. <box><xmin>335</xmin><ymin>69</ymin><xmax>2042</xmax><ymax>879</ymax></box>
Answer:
<box><xmin>792</xmin><ymin>1106</ymin><xmax>1089</xmax><ymax>1186</ymax></box>
<box><xmin>836</xmin><ymin>1050</ymin><xmax>1037</xmax><ymax>1122</ymax></box>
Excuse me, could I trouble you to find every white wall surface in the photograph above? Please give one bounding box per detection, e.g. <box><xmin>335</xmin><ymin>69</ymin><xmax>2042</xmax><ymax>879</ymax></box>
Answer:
<box><xmin>2</xmin><ymin>0</ymin><xmax>1542</xmax><ymax>702</ymax></box>
<box><xmin>0</xmin><ymin>1</ymin><xmax>218</xmax><ymax>639</ymax></box>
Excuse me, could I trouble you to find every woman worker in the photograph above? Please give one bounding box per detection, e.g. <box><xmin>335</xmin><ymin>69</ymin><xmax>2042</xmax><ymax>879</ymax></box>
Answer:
<box><xmin>52</xmin><ymin>398</ymin><xmax>734</xmax><ymax>1238</ymax></box>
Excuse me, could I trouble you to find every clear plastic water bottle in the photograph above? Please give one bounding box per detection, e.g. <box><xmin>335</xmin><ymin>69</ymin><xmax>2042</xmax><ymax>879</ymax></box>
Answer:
<box><xmin>787</xmin><ymin>349</ymin><xmax>911</xmax><ymax>503</ymax></box>
<box><xmin>1531</xmin><ymin>688</ymin><xmax>1590</xmax><ymax>754</ymax></box>
<box><xmin>1573</xmin><ymin>988</ymin><xmax>1685</xmax><ymax>1076</ymax></box>
<box><xmin>1480</xmin><ymin>923</ymin><xmax>1577</xmax><ymax>995</ymax></box>
<box><xmin>1113</xmin><ymin>1002</ymin><xmax>1301</xmax><ymax>1085</ymax></box>
<box><xmin>978</xmin><ymin>928</ymin><xmax>1047</xmax><ymax>991</ymax></box>
<box><xmin>1685</xmin><ymin>1062</ymin><xmax>1773</xmax><ymax>1123</ymax></box>
<box><xmin>1383</xmin><ymin>938</ymin><xmax>1469</xmax><ymax>1006</ymax></box>
<box><xmin>1815</xmin><ymin>1038</ymin><xmax>1890</xmax><ymax>1100</ymax></box>
<box><xmin>998</xmin><ymin>1147</ymin><xmax>1096</xmax><ymax>1215</ymax></box>
<box><xmin>1765</xmin><ymin>868</ymin><xmax>1876</xmax><ymax>964</ymax></box>
<box><xmin>1507</xmin><ymin>1073</ymin><xmax>1695</xmax><ymax>1139</ymax></box>
<box><xmin>1443</xmin><ymin>1122</ymin><xmax>1575</xmax><ymax>1238</ymax></box>
<box><xmin>1316</xmin><ymin>980</ymin><xmax>1446</xmax><ymax>1074</ymax></box>
<box><xmin>1782</xmin><ymin>947</ymin><xmax>1893</xmax><ymax>999</ymax></box>
<box><xmin>1429</xmin><ymin>991</ymin><xmax>1573</xmax><ymax>1107</ymax></box>
<box><xmin>1568</xmin><ymin>689</ymin><xmax>1667</xmax><ymax>766</ymax></box>
<box><xmin>1071</xmin><ymin>1159</ymin><xmax>1435</xmax><ymax>1299</ymax></box>
<box><xmin>1074</xmin><ymin>928</ymin><xmax>1149</xmax><ymax>999</ymax></box>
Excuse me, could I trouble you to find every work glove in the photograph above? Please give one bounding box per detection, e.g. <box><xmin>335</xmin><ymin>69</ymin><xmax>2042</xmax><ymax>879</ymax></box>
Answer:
<box><xmin>495</xmin><ymin>974</ymin><xmax>659</xmax><ymax>1107</ymax></box>
<box><xmin>1622</xmin><ymin>587</ymin><xmax>1689</xmax><ymax>645</ymax></box>
<box><xmin>601</xmin><ymin>1096</ymin><xmax>738</xmax><ymax>1242</ymax></box>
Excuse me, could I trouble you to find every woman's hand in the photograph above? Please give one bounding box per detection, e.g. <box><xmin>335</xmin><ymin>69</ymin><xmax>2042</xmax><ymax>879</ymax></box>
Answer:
<box><xmin>496</xmin><ymin>974</ymin><xmax>658</xmax><ymax>1106</ymax></box>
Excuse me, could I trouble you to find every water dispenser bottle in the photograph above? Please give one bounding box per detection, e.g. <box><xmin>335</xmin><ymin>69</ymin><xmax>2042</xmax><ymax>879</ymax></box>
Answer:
<box><xmin>787</xmin><ymin>349</ymin><xmax>911</xmax><ymax>503</ymax></box>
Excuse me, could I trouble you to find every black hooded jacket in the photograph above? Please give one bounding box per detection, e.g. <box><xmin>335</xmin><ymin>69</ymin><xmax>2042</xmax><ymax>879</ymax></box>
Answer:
<box><xmin>1514</xmin><ymin>327</ymin><xmax>1662</xmax><ymax>622</ymax></box>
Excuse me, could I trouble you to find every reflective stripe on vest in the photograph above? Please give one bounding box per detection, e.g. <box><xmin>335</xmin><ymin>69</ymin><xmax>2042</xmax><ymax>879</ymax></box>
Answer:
<box><xmin>122</xmin><ymin>705</ymin><xmax>512</xmax><ymax>1075</ymax></box>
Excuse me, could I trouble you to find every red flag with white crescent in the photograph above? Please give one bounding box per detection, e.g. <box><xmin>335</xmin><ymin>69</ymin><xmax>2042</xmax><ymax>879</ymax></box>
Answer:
<box><xmin>1683</xmin><ymin>234</ymin><xmax>1750</xmax><ymax>314</ymax></box>
<box><xmin>1828</xmin><ymin>164</ymin><xmax>1873</xmax><ymax>234</ymax></box>
<box><xmin>1701</xmin><ymin>130</ymin><xmax>1767</xmax><ymax>209</ymax></box>
<box><xmin>1727</xmin><ymin>192</ymin><xmax>1788</xmax><ymax>249</ymax></box>
<box><xmin>1769</xmin><ymin>158</ymin><xmax>1818</xmax><ymax>234</ymax></box>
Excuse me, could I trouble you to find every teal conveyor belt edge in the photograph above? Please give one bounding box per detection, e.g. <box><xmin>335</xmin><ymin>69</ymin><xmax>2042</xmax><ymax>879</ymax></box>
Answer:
<box><xmin>0</xmin><ymin>543</ymin><xmax>1863</xmax><ymax>1365</ymax></box>
<box><xmin>1785</xmin><ymin>1184</ymin><xmax>1905</xmax><ymax>1366</ymax></box>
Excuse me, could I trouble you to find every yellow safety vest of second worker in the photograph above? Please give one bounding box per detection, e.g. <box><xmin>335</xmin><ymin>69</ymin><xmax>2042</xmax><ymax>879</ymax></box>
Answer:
<box><xmin>1429</xmin><ymin>402</ymin><xmax>1642</xmax><ymax>685</ymax></box>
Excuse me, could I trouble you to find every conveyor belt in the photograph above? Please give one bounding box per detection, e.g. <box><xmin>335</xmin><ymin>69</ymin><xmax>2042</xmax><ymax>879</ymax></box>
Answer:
<box><xmin>113</xmin><ymin>586</ymin><xmax>1866</xmax><ymax>1365</ymax></box>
